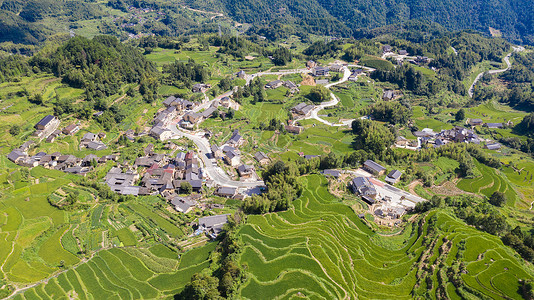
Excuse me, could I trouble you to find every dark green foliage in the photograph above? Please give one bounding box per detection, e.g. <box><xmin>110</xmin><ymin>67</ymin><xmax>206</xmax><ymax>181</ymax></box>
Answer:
<box><xmin>415</xmin><ymin>194</ymin><xmax>509</xmax><ymax>235</ymax></box>
<box><xmin>243</xmin><ymin>77</ymin><xmax>265</xmax><ymax>104</ymax></box>
<box><xmin>303</xmin><ymin>40</ymin><xmax>343</xmax><ymax>58</ymax></box>
<box><xmin>351</xmin><ymin>119</ymin><xmax>396</xmax><ymax>155</ymax></box>
<box><xmin>455</xmin><ymin>109</ymin><xmax>465</xmax><ymax>122</ymax></box>
<box><xmin>271</xmin><ymin>47</ymin><xmax>292</xmax><ymax>66</ymax></box>
<box><xmin>489</xmin><ymin>191</ymin><xmax>507</xmax><ymax>207</ymax></box>
<box><xmin>517</xmin><ymin>113</ymin><xmax>534</xmax><ymax>135</ymax></box>
<box><xmin>209</xmin><ymin>35</ymin><xmax>259</xmax><ymax>59</ymax></box>
<box><xmin>0</xmin><ymin>54</ymin><xmax>34</xmax><ymax>82</ymax></box>
<box><xmin>180</xmin><ymin>182</ymin><xmax>193</xmax><ymax>195</ymax></box>
<box><xmin>162</xmin><ymin>59</ymin><xmax>208</xmax><ymax>85</ymax></box>
<box><xmin>307</xmin><ymin>85</ymin><xmax>329</xmax><ymax>103</ymax></box>
<box><xmin>343</xmin><ymin>39</ymin><xmax>381</xmax><ymax>61</ymax></box>
<box><xmin>362</xmin><ymin>101</ymin><xmax>412</xmax><ymax>125</ymax></box>
<box><xmin>242</xmin><ymin>161</ymin><xmax>301</xmax><ymax>214</ymax></box>
<box><xmin>177</xmin><ymin>273</ymin><xmax>221</xmax><ymax>300</ymax></box>
<box><xmin>9</xmin><ymin>125</ymin><xmax>20</xmax><ymax>136</ymax></box>
<box><xmin>371</xmin><ymin>65</ymin><xmax>433</xmax><ymax>96</ymax></box>
<box><xmin>30</xmin><ymin>35</ymin><xmax>157</xmax><ymax>100</ymax></box>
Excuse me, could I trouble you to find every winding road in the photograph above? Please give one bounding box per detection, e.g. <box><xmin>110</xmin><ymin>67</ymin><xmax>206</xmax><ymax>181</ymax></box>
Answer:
<box><xmin>468</xmin><ymin>46</ymin><xmax>525</xmax><ymax>97</ymax></box>
<box><xmin>302</xmin><ymin>66</ymin><xmax>355</xmax><ymax>126</ymax></box>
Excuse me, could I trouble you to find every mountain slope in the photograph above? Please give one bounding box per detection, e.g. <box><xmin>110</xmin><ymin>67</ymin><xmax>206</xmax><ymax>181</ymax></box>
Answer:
<box><xmin>189</xmin><ymin>0</ymin><xmax>534</xmax><ymax>44</ymax></box>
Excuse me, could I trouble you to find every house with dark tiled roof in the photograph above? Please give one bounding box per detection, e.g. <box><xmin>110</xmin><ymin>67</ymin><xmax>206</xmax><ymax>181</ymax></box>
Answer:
<box><xmin>385</xmin><ymin>170</ymin><xmax>402</xmax><ymax>184</ymax></box>
<box><xmin>254</xmin><ymin>152</ymin><xmax>269</xmax><ymax>165</ymax></box>
<box><xmin>350</xmin><ymin>177</ymin><xmax>377</xmax><ymax>203</ymax></box>
<box><xmin>363</xmin><ymin>160</ymin><xmax>386</xmax><ymax>176</ymax></box>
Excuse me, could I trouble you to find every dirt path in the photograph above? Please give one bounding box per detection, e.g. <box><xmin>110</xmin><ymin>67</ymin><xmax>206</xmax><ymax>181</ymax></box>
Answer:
<box><xmin>182</xmin><ymin>6</ymin><xmax>224</xmax><ymax>20</ymax></box>
<box><xmin>111</xmin><ymin>94</ymin><xmax>127</xmax><ymax>106</ymax></box>
<box><xmin>407</xmin><ymin>180</ymin><xmax>422</xmax><ymax>195</ymax></box>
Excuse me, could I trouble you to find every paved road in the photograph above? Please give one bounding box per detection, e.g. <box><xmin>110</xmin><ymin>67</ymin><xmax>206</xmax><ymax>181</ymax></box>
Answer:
<box><xmin>468</xmin><ymin>46</ymin><xmax>525</xmax><ymax>97</ymax></box>
<box><xmin>302</xmin><ymin>67</ymin><xmax>355</xmax><ymax>127</ymax></box>
<box><xmin>167</xmin><ymin>122</ymin><xmax>264</xmax><ymax>188</ymax></box>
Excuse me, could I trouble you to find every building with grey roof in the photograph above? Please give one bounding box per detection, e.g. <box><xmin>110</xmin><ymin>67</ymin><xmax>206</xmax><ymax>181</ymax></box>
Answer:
<box><xmin>363</xmin><ymin>160</ymin><xmax>386</xmax><ymax>176</ymax></box>
<box><xmin>385</xmin><ymin>170</ymin><xmax>402</xmax><ymax>185</ymax></box>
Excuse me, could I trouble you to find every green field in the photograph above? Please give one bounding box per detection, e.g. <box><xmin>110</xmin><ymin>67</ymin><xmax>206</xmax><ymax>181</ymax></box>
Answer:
<box><xmin>238</xmin><ymin>175</ymin><xmax>533</xmax><ymax>299</ymax></box>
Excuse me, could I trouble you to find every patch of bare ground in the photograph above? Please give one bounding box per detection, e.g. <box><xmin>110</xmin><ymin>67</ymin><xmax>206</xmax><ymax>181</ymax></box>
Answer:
<box><xmin>300</xmin><ymin>75</ymin><xmax>316</xmax><ymax>86</ymax></box>
<box><xmin>431</xmin><ymin>179</ymin><xmax>482</xmax><ymax>197</ymax></box>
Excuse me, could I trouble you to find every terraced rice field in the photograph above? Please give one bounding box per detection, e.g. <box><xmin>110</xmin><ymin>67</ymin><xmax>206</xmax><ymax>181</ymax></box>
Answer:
<box><xmin>14</xmin><ymin>244</ymin><xmax>215</xmax><ymax>299</ymax></box>
<box><xmin>238</xmin><ymin>175</ymin><xmax>532</xmax><ymax>299</ymax></box>
<box><xmin>457</xmin><ymin>160</ymin><xmax>518</xmax><ymax>203</ymax></box>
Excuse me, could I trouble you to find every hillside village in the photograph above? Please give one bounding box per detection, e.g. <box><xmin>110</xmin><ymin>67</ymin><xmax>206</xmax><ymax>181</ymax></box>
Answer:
<box><xmin>1</xmin><ymin>23</ymin><xmax>534</xmax><ymax>299</ymax></box>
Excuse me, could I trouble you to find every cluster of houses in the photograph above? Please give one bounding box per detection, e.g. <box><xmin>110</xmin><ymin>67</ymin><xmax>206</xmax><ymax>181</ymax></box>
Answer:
<box><xmin>8</xmin><ymin>146</ymin><xmax>118</xmax><ymax>175</ymax></box>
<box><xmin>80</xmin><ymin>132</ymin><xmax>108</xmax><ymax>150</ymax></box>
<box><xmin>8</xmin><ymin>115</ymin><xmax>113</xmax><ymax>173</ymax></box>
<box><xmin>210</xmin><ymin>130</ymin><xmax>261</xmax><ymax>182</ymax></box>
<box><xmin>150</xmin><ymin>95</ymin><xmax>240</xmax><ymax>140</ymax></box>
<box><xmin>264</xmin><ymin>80</ymin><xmax>300</xmax><ymax>93</ymax></box>
<box><xmin>410</xmin><ymin>125</ymin><xmax>502</xmax><ymax>150</ymax></box>
<box><xmin>105</xmin><ymin>147</ymin><xmax>207</xmax><ymax>196</ymax></box>
<box><xmin>348</xmin><ymin>160</ymin><xmax>407</xmax><ymax>220</ymax></box>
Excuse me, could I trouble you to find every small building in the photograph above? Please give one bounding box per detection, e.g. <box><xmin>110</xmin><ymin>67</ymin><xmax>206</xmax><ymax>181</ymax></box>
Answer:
<box><xmin>385</xmin><ymin>170</ymin><xmax>402</xmax><ymax>185</ymax></box>
<box><xmin>265</xmin><ymin>80</ymin><xmax>283</xmax><ymax>89</ymax></box>
<box><xmin>316</xmin><ymin>79</ymin><xmax>329</xmax><ymax>85</ymax></box>
<box><xmin>306</xmin><ymin>60</ymin><xmax>317</xmax><ymax>68</ymax></box>
<box><xmin>18</xmin><ymin>141</ymin><xmax>34</xmax><ymax>152</ymax></box>
<box><xmin>485</xmin><ymin>143</ymin><xmax>502</xmax><ymax>151</ymax></box>
<box><xmin>292</xmin><ymin>103</ymin><xmax>314</xmax><ymax>116</ymax></box>
<box><xmin>254</xmin><ymin>152</ymin><xmax>269</xmax><ymax>165</ymax></box>
<box><xmin>236</xmin><ymin>70</ymin><xmax>246</xmax><ymax>79</ymax></box>
<box><xmin>363</xmin><ymin>160</ymin><xmax>386</xmax><ymax>176</ymax></box>
<box><xmin>329</xmin><ymin>64</ymin><xmax>343</xmax><ymax>72</ymax></box>
<box><xmin>484</xmin><ymin>123</ymin><xmax>504</xmax><ymax>129</ymax></box>
<box><xmin>62</xmin><ymin>124</ymin><xmax>80</xmax><ymax>135</ymax></box>
<box><xmin>323</xmin><ymin>169</ymin><xmax>340</xmax><ymax>179</ymax></box>
<box><xmin>198</xmin><ymin>214</ymin><xmax>231</xmax><ymax>238</ymax></box>
<box><xmin>200</xmin><ymin>107</ymin><xmax>217</xmax><ymax>119</ymax></box>
<box><xmin>86</xmin><ymin>141</ymin><xmax>107</xmax><ymax>151</ymax></box>
<box><xmin>35</xmin><ymin>115</ymin><xmax>58</xmax><ymax>131</ymax></box>
<box><xmin>227</xmin><ymin>130</ymin><xmax>244</xmax><ymax>147</ymax></box>
<box><xmin>285</xmin><ymin>125</ymin><xmax>303</xmax><ymax>134</ymax></box>
<box><xmin>383</xmin><ymin>45</ymin><xmax>392</xmax><ymax>54</ymax></box>
<box><xmin>237</xmin><ymin>164</ymin><xmax>254</xmax><ymax>179</ymax></box>
<box><xmin>383</xmin><ymin>90</ymin><xmax>396</xmax><ymax>101</ymax></box>
<box><xmin>163</xmin><ymin>96</ymin><xmax>176</xmax><ymax>107</ymax></box>
<box><xmin>224</xmin><ymin>149</ymin><xmax>240</xmax><ymax>167</ymax></box>
<box><xmin>283</xmin><ymin>81</ymin><xmax>299</xmax><ymax>92</ymax></box>
<box><xmin>7</xmin><ymin>150</ymin><xmax>27</xmax><ymax>164</ymax></box>
<box><xmin>171</xmin><ymin>196</ymin><xmax>196</xmax><ymax>214</ymax></box>
<box><xmin>150</xmin><ymin>126</ymin><xmax>173</xmax><ymax>141</ymax></box>
<box><xmin>211</xmin><ymin>145</ymin><xmax>223</xmax><ymax>159</ymax></box>
<box><xmin>82</xmin><ymin>132</ymin><xmax>98</xmax><ymax>143</ymax></box>
<box><xmin>215</xmin><ymin>187</ymin><xmax>237</xmax><ymax>198</ymax></box>
<box><xmin>350</xmin><ymin>177</ymin><xmax>377</xmax><ymax>203</ymax></box>
<box><xmin>312</xmin><ymin>67</ymin><xmax>329</xmax><ymax>77</ymax></box>
<box><xmin>469</xmin><ymin>119</ymin><xmax>483</xmax><ymax>126</ymax></box>
<box><xmin>192</xmin><ymin>83</ymin><xmax>210</xmax><ymax>93</ymax></box>
<box><xmin>398</xmin><ymin>50</ymin><xmax>408</xmax><ymax>56</ymax></box>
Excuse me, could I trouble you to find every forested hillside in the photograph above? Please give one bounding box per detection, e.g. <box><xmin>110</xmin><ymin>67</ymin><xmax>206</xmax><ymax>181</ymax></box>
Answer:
<box><xmin>188</xmin><ymin>0</ymin><xmax>534</xmax><ymax>44</ymax></box>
